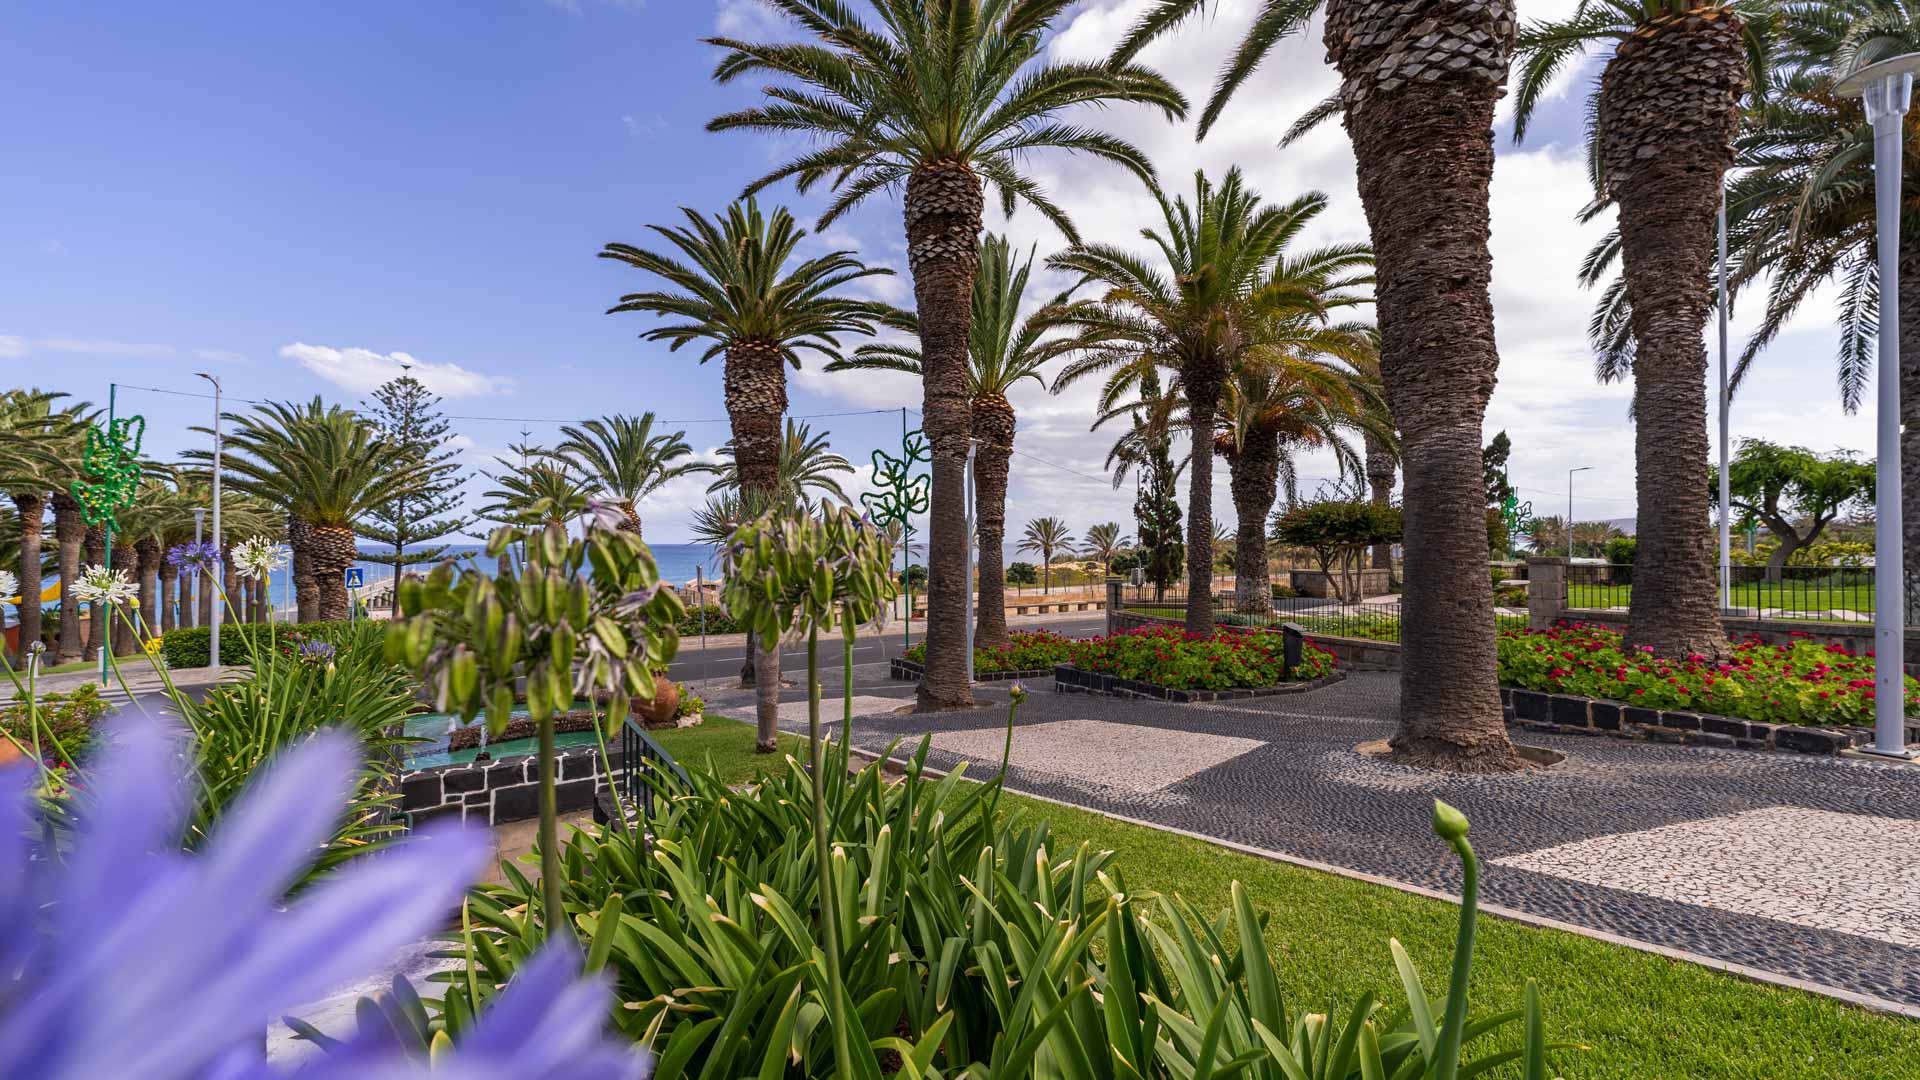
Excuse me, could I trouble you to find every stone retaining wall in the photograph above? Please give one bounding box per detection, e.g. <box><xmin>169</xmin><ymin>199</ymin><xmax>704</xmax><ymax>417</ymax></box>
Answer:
<box><xmin>399</xmin><ymin>744</ymin><xmax>621</xmax><ymax>826</ymax></box>
<box><xmin>888</xmin><ymin>657</ymin><xmax>1051</xmax><ymax>683</ymax></box>
<box><xmin>1502</xmin><ymin>687</ymin><xmax>1919</xmax><ymax>755</ymax></box>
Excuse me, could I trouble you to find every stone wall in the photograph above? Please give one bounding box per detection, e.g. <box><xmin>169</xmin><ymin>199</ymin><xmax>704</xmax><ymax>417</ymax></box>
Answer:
<box><xmin>1503</xmin><ymin>686</ymin><xmax>1918</xmax><ymax>755</ymax></box>
<box><xmin>399</xmin><ymin>744</ymin><xmax>622</xmax><ymax>827</ymax></box>
<box><xmin>1289</xmin><ymin>568</ymin><xmax>1392</xmax><ymax>599</ymax></box>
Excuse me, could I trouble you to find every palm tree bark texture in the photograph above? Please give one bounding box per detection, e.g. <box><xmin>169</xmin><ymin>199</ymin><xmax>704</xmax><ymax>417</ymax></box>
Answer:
<box><xmin>11</xmin><ymin>492</ymin><xmax>44</xmax><ymax>665</ymax></box>
<box><xmin>725</xmin><ymin>338</ymin><xmax>789</xmax><ymax>751</ymax></box>
<box><xmin>1326</xmin><ymin>0</ymin><xmax>1523</xmax><ymax>770</ymax></box>
<box><xmin>1183</xmin><ymin>363</ymin><xmax>1224</xmax><ymax>634</ymax></box>
<box><xmin>309</xmin><ymin>524</ymin><xmax>357</xmax><ymax>622</ymax></box>
<box><xmin>1227</xmin><ymin>432</ymin><xmax>1281</xmax><ymax>614</ymax></box>
<box><xmin>134</xmin><ymin>536</ymin><xmax>160</xmax><ymax>644</ymax></box>
<box><xmin>1603</xmin><ymin>10</ymin><xmax>1746</xmax><ymax>661</ymax></box>
<box><xmin>50</xmin><ymin>492</ymin><xmax>85</xmax><ymax>665</ymax></box>
<box><xmin>906</xmin><ymin>159</ymin><xmax>982</xmax><ymax>711</ymax></box>
<box><xmin>111</xmin><ymin>539</ymin><xmax>137</xmax><ymax>656</ymax></box>
<box><xmin>82</xmin><ymin>526</ymin><xmax>103</xmax><ymax>661</ymax></box>
<box><xmin>972</xmin><ymin>393</ymin><xmax>1015</xmax><ymax>650</ymax></box>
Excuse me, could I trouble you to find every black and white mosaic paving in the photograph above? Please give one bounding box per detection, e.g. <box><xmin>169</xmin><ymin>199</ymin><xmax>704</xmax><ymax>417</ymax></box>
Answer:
<box><xmin>698</xmin><ymin>664</ymin><xmax>1920</xmax><ymax>1006</ymax></box>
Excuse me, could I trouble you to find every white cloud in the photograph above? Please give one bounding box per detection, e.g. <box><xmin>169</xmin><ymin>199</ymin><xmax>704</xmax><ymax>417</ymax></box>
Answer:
<box><xmin>621</xmin><ymin>113</ymin><xmax>667</xmax><ymax>137</ymax></box>
<box><xmin>279</xmin><ymin>343</ymin><xmax>515</xmax><ymax>398</ymax></box>
<box><xmin>0</xmin><ymin>336</ymin><xmax>179</xmax><ymax>360</ymax></box>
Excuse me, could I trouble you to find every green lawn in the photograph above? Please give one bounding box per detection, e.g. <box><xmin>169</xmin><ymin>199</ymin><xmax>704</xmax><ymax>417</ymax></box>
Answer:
<box><xmin>648</xmin><ymin>717</ymin><xmax>803</xmax><ymax>786</ymax></box>
<box><xmin>1569</xmin><ymin>581</ymin><xmax>1876</xmax><ymax>617</ymax></box>
<box><xmin>662</xmin><ymin>720</ymin><xmax>1917</xmax><ymax>1078</ymax></box>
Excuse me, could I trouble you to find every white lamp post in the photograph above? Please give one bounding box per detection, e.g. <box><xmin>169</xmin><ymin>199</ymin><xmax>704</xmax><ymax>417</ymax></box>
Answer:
<box><xmin>1567</xmin><ymin>466</ymin><xmax>1592</xmax><ymax>558</ymax></box>
<box><xmin>197</xmin><ymin>373</ymin><xmax>222</xmax><ymax>667</ymax></box>
<box><xmin>963</xmin><ymin>439</ymin><xmax>977</xmax><ymax>684</ymax></box>
<box><xmin>1717</xmin><ymin>185</ymin><xmax>1733</xmax><ymax>614</ymax></box>
<box><xmin>1839</xmin><ymin>52</ymin><xmax>1920</xmax><ymax>759</ymax></box>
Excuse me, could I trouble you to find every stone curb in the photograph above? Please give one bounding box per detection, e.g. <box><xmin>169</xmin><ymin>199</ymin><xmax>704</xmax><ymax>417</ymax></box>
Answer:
<box><xmin>888</xmin><ymin>657</ymin><xmax>1052</xmax><ymax>684</ymax></box>
<box><xmin>1052</xmin><ymin>663</ymin><xmax>1346</xmax><ymax>703</ymax></box>
<box><xmin>845</xmin><ymin>746</ymin><xmax>1920</xmax><ymax>1021</ymax></box>
<box><xmin>1500</xmin><ymin>687</ymin><xmax>1920</xmax><ymax>756</ymax></box>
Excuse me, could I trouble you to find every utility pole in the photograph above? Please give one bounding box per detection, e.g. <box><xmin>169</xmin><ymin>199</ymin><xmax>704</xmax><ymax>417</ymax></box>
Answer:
<box><xmin>198</xmin><ymin>372</ymin><xmax>223</xmax><ymax>666</ymax></box>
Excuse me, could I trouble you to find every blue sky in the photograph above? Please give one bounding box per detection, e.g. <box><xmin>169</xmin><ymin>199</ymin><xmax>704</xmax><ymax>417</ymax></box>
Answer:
<box><xmin>1</xmin><ymin>1</ymin><xmax>1872</xmax><ymax>546</ymax></box>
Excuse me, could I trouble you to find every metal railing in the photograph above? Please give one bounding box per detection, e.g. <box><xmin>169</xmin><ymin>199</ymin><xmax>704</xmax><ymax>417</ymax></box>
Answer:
<box><xmin>1118</xmin><ymin>583</ymin><xmax>1525</xmax><ymax>645</ymax></box>
<box><xmin>1565</xmin><ymin>562</ymin><xmax>1912</xmax><ymax>624</ymax></box>
<box><xmin>606</xmin><ymin>716</ymin><xmax>690</xmax><ymax>833</ymax></box>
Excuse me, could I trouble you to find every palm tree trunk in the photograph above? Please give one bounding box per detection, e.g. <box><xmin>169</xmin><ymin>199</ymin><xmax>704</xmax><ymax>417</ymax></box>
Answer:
<box><xmin>906</xmin><ymin>158</ymin><xmax>982</xmax><ymax>711</ymax></box>
<box><xmin>111</xmin><ymin>540</ymin><xmax>137</xmax><ymax>656</ymax></box>
<box><xmin>1364</xmin><ymin>431</ymin><xmax>1397</xmax><ymax>579</ymax></box>
<box><xmin>973</xmin><ymin>396</ymin><xmax>1014</xmax><ymax>650</ymax></box>
<box><xmin>309</xmin><ymin>525</ymin><xmax>356</xmax><ymax>622</ymax></box>
<box><xmin>1230</xmin><ymin>434</ymin><xmax>1281</xmax><ymax>613</ymax></box>
<box><xmin>50</xmin><ymin>493</ymin><xmax>85</xmax><ymax>665</ymax></box>
<box><xmin>1182</xmin><ymin>364</ymin><xmax>1223</xmax><ymax>634</ymax></box>
<box><xmin>196</xmin><ymin>555</ymin><xmax>215</xmax><ymax>630</ymax></box>
<box><xmin>12</xmin><ymin>492</ymin><xmax>45</xmax><ymax>665</ymax></box>
<box><xmin>134</xmin><ymin>538</ymin><xmax>160</xmax><ymax>646</ymax></box>
<box><xmin>82</xmin><ymin>525</ymin><xmax>103</xmax><ymax>661</ymax></box>
<box><xmin>724</xmin><ymin>337</ymin><xmax>789</xmax><ymax>743</ymax></box>
<box><xmin>1327</xmin><ymin>0</ymin><xmax>1521</xmax><ymax>771</ymax></box>
<box><xmin>1603</xmin><ymin>10</ymin><xmax>1746</xmax><ymax>661</ymax></box>
<box><xmin>220</xmin><ymin>541</ymin><xmax>238</xmax><ymax>628</ymax></box>
<box><xmin>159</xmin><ymin>562</ymin><xmax>177</xmax><ymax>633</ymax></box>
<box><xmin>288</xmin><ymin>518</ymin><xmax>320</xmax><ymax>624</ymax></box>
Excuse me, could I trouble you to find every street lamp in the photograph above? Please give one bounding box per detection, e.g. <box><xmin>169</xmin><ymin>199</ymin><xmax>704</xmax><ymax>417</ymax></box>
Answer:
<box><xmin>1838</xmin><ymin>52</ymin><xmax>1920</xmax><ymax>759</ymax></box>
<box><xmin>197</xmin><ymin>372</ymin><xmax>222</xmax><ymax>668</ymax></box>
<box><xmin>1567</xmin><ymin>467</ymin><xmax>1593</xmax><ymax>559</ymax></box>
<box><xmin>1717</xmin><ymin>184</ymin><xmax>1733</xmax><ymax>614</ymax></box>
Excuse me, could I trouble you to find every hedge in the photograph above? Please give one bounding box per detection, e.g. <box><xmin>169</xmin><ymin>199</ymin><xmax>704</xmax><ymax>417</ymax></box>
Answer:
<box><xmin>158</xmin><ymin>620</ymin><xmax>357</xmax><ymax>668</ymax></box>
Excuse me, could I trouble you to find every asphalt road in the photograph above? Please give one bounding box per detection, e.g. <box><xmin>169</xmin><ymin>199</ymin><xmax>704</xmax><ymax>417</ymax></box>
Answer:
<box><xmin>664</xmin><ymin>612</ymin><xmax>1112</xmax><ymax>685</ymax></box>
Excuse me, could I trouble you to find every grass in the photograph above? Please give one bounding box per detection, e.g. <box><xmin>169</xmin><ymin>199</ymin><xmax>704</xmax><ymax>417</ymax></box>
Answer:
<box><xmin>1569</xmin><ymin>581</ymin><xmax>1876</xmax><ymax>617</ymax></box>
<box><xmin>662</xmin><ymin>719</ymin><xmax>1917</xmax><ymax>1077</ymax></box>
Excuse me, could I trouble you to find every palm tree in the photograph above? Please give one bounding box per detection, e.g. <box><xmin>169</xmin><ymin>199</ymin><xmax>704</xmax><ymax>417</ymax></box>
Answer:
<box><xmin>478</xmin><ymin>455</ymin><xmax>593</xmax><ymax>532</ymax></box>
<box><xmin>44</xmin><ymin>403</ymin><xmax>96</xmax><ymax>665</ymax></box>
<box><xmin>0</xmin><ymin>389</ymin><xmax>72</xmax><ymax>664</ymax></box>
<box><xmin>196</xmin><ymin>399</ymin><xmax>429</xmax><ymax>623</ymax></box>
<box><xmin>702</xmin><ymin>420</ymin><xmax>856</xmax><ymax>511</ymax></box>
<box><xmin>1119</xmin><ymin>0</ymin><xmax>1526</xmax><ymax>771</ymax></box>
<box><xmin>828</xmin><ymin>235</ymin><xmax>1080</xmax><ymax>648</ymax></box>
<box><xmin>1051</xmin><ymin>170</ymin><xmax>1309</xmax><ymax>634</ymax></box>
<box><xmin>707</xmin><ymin>0</ymin><xmax>1185</xmax><ymax>710</ymax></box>
<box><xmin>549</xmin><ymin>413</ymin><xmax>694</xmax><ymax>540</ymax></box>
<box><xmin>1511</xmin><ymin>1</ymin><xmax>1763</xmax><ymax>660</ymax></box>
<box><xmin>603</xmin><ymin>200</ymin><xmax>890</xmax><ymax>749</ymax></box>
<box><xmin>1017</xmin><ymin>517</ymin><xmax>1075</xmax><ymax>594</ymax></box>
<box><xmin>1081</xmin><ymin>522</ymin><xmax>1130</xmax><ymax>573</ymax></box>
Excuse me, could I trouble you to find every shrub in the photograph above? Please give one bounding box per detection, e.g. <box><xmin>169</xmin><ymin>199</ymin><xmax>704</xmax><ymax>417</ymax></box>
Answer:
<box><xmin>0</xmin><ymin>683</ymin><xmax>110</xmax><ymax>765</ymax></box>
<box><xmin>1605</xmin><ymin>536</ymin><xmax>1638</xmax><ymax>565</ymax></box>
<box><xmin>675</xmin><ymin>604</ymin><xmax>742</xmax><ymax>636</ymax></box>
<box><xmin>1072</xmin><ymin>624</ymin><xmax>1335</xmax><ymax>689</ymax></box>
<box><xmin>1269</xmin><ymin>583</ymin><xmax>1298</xmax><ymax>600</ymax></box>
<box><xmin>1270</xmin><ymin>499</ymin><xmax>1402</xmax><ymax>602</ymax></box>
<box><xmin>158</xmin><ymin>620</ymin><xmax>356</xmax><ymax>668</ymax></box>
<box><xmin>1497</xmin><ymin>621</ymin><xmax>1919</xmax><ymax>728</ymax></box>
<box><xmin>1006</xmin><ymin>560</ymin><xmax>1039</xmax><ymax>585</ymax></box>
<box><xmin>433</xmin><ymin>737</ymin><xmax>1552</xmax><ymax>1076</ymax></box>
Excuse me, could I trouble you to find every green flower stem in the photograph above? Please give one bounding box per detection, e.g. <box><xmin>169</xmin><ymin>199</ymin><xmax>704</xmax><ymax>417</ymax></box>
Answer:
<box><xmin>538</xmin><ymin>710</ymin><xmax>567</xmax><ymax>942</ymax></box>
<box><xmin>808</xmin><ymin>627</ymin><xmax>856</xmax><ymax>1078</ymax></box>
<box><xmin>1432</xmin><ymin>800</ymin><xmax>1478</xmax><ymax>1080</ymax></box>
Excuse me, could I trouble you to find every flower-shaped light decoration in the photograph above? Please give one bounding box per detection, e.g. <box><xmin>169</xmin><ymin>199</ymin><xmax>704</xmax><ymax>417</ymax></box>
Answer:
<box><xmin>0</xmin><ymin>717</ymin><xmax>650</xmax><ymax>1080</ymax></box>
<box><xmin>166</xmin><ymin>540</ymin><xmax>222</xmax><ymax>579</ymax></box>
<box><xmin>0</xmin><ymin>569</ymin><xmax>18</xmax><ymax>604</ymax></box>
<box><xmin>232</xmin><ymin>537</ymin><xmax>289</xmax><ymax>581</ymax></box>
<box><xmin>68</xmin><ymin>415</ymin><xmax>144</xmax><ymax>531</ymax></box>
<box><xmin>69</xmin><ymin>565</ymin><xmax>136</xmax><ymax>608</ymax></box>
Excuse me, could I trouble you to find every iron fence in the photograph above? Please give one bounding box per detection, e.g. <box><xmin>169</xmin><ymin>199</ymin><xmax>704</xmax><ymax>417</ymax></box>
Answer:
<box><xmin>606</xmin><ymin>716</ymin><xmax>691</xmax><ymax>835</ymax></box>
<box><xmin>1118</xmin><ymin>579</ymin><xmax>1526</xmax><ymax>645</ymax></box>
<box><xmin>1564</xmin><ymin>562</ymin><xmax>1911</xmax><ymax>624</ymax></box>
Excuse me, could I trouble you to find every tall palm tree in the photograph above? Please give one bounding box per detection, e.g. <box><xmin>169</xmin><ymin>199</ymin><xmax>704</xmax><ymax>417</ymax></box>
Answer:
<box><xmin>549</xmin><ymin>413</ymin><xmax>694</xmax><ymax>540</ymax></box>
<box><xmin>1512</xmin><ymin>1</ymin><xmax>1765</xmax><ymax>660</ymax></box>
<box><xmin>1120</xmin><ymin>0</ymin><xmax>1526</xmax><ymax>771</ymax></box>
<box><xmin>707</xmin><ymin>0</ymin><xmax>1185</xmax><ymax>710</ymax></box>
<box><xmin>1051</xmin><ymin>170</ymin><xmax>1310</xmax><ymax>634</ymax></box>
<box><xmin>478</xmin><ymin>456</ymin><xmax>593</xmax><ymax>532</ymax></box>
<box><xmin>828</xmin><ymin>235</ymin><xmax>1080</xmax><ymax>648</ymax></box>
<box><xmin>195</xmin><ymin>399</ymin><xmax>428</xmax><ymax>623</ymax></box>
<box><xmin>0</xmin><ymin>389</ymin><xmax>72</xmax><ymax>664</ymax></box>
<box><xmin>702</xmin><ymin>420</ymin><xmax>856</xmax><ymax>512</ymax></box>
<box><xmin>603</xmin><ymin>199</ymin><xmax>891</xmax><ymax>749</ymax></box>
<box><xmin>1017</xmin><ymin>517</ymin><xmax>1075</xmax><ymax>594</ymax></box>
<box><xmin>1081</xmin><ymin>522</ymin><xmax>1130</xmax><ymax>573</ymax></box>
<box><xmin>44</xmin><ymin>403</ymin><xmax>96</xmax><ymax>665</ymax></box>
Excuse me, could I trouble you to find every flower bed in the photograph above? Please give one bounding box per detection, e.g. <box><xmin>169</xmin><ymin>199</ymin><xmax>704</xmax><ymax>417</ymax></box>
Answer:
<box><xmin>1070</xmin><ymin>624</ymin><xmax>1336</xmax><ymax>691</ymax></box>
<box><xmin>1497</xmin><ymin>622</ymin><xmax>1920</xmax><ymax>729</ymax></box>
<box><xmin>901</xmin><ymin>629</ymin><xmax>1078</xmax><ymax>676</ymax></box>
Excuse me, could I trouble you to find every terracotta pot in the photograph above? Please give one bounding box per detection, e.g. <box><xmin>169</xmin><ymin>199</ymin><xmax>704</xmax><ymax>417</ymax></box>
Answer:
<box><xmin>641</xmin><ymin>674</ymin><xmax>680</xmax><ymax>726</ymax></box>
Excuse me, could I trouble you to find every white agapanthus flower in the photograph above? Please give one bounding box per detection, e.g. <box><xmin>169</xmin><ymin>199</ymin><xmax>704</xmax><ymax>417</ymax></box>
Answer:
<box><xmin>0</xmin><ymin>569</ymin><xmax>18</xmax><ymax>602</ymax></box>
<box><xmin>231</xmin><ymin>536</ymin><xmax>290</xmax><ymax>580</ymax></box>
<box><xmin>70</xmin><ymin>565</ymin><xmax>137</xmax><ymax>607</ymax></box>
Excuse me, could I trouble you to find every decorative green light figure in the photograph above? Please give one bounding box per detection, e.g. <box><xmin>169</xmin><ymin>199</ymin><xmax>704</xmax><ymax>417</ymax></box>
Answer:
<box><xmin>860</xmin><ymin>429</ymin><xmax>930</xmax><ymax>651</ymax></box>
<box><xmin>71</xmin><ymin>394</ymin><xmax>144</xmax><ymax>684</ymax></box>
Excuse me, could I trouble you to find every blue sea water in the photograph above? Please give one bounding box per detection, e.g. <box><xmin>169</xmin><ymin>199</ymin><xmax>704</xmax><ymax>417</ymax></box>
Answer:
<box><xmin>254</xmin><ymin>542</ymin><xmax>728</xmax><ymax>612</ymax></box>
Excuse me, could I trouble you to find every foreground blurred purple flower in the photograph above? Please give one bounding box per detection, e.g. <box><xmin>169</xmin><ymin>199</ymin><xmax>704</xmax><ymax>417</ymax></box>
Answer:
<box><xmin>0</xmin><ymin>718</ymin><xmax>649</xmax><ymax>1079</ymax></box>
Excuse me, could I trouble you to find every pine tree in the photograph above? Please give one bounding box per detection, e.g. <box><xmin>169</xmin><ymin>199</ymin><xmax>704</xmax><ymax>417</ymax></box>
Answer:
<box><xmin>358</xmin><ymin>373</ymin><xmax>467</xmax><ymax>576</ymax></box>
<box><xmin>1133</xmin><ymin>435</ymin><xmax>1184</xmax><ymax>603</ymax></box>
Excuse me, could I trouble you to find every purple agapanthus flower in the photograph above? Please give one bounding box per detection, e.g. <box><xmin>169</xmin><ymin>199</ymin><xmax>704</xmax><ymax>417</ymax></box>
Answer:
<box><xmin>294</xmin><ymin>639</ymin><xmax>337</xmax><ymax>666</ymax></box>
<box><xmin>167</xmin><ymin>540</ymin><xmax>223</xmax><ymax>577</ymax></box>
<box><xmin>0</xmin><ymin>717</ymin><xmax>649</xmax><ymax>1079</ymax></box>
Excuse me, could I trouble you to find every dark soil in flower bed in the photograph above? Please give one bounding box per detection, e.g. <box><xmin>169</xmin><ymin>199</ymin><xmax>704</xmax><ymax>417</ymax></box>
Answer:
<box><xmin>1502</xmin><ymin>687</ymin><xmax>1920</xmax><ymax>756</ymax></box>
<box><xmin>1053</xmin><ymin>663</ymin><xmax>1345</xmax><ymax>703</ymax></box>
<box><xmin>889</xmin><ymin>657</ymin><xmax>1052</xmax><ymax>683</ymax></box>
<box><xmin>445</xmin><ymin>708</ymin><xmax>688</xmax><ymax>750</ymax></box>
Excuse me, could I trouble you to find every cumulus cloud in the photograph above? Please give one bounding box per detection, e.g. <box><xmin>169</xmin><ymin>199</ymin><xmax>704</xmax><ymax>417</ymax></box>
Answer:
<box><xmin>279</xmin><ymin>343</ymin><xmax>515</xmax><ymax>398</ymax></box>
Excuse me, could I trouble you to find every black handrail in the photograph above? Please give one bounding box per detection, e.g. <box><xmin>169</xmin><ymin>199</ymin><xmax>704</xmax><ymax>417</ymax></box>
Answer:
<box><xmin>603</xmin><ymin>716</ymin><xmax>690</xmax><ymax>833</ymax></box>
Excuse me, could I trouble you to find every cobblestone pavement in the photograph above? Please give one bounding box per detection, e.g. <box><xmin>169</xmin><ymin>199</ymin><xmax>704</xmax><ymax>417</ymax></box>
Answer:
<box><xmin>707</xmin><ymin>661</ymin><xmax>1920</xmax><ymax>1006</ymax></box>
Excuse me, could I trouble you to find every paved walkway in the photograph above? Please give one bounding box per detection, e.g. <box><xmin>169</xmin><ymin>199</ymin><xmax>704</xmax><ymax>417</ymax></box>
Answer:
<box><xmin>701</xmin><ymin>661</ymin><xmax>1920</xmax><ymax>1009</ymax></box>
